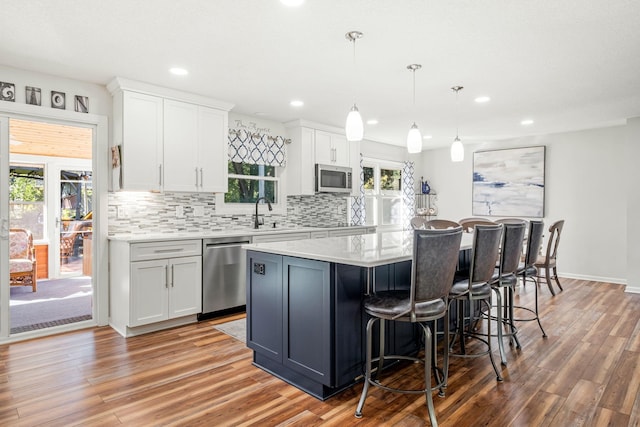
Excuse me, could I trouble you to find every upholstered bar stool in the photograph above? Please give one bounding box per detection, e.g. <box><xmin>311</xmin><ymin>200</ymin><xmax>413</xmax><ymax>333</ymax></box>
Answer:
<box><xmin>355</xmin><ymin>227</ymin><xmax>463</xmax><ymax>426</ymax></box>
<box><xmin>459</xmin><ymin>218</ymin><xmax>495</xmax><ymax>233</ymax></box>
<box><xmin>515</xmin><ymin>219</ymin><xmax>547</xmax><ymax>337</ymax></box>
<box><xmin>489</xmin><ymin>222</ymin><xmax>526</xmax><ymax>365</ymax></box>
<box><xmin>448</xmin><ymin>223</ymin><xmax>503</xmax><ymax>381</ymax></box>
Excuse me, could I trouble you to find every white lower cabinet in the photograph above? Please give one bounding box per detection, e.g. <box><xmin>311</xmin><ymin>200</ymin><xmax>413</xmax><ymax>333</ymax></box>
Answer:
<box><xmin>129</xmin><ymin>256</ymin><xmax>202</xmax><ymax>326</ymax></box>
<box><xmin>109</xmin><ymin>239</ymin><xmax>202</xmax><ymax>337</ymax></box>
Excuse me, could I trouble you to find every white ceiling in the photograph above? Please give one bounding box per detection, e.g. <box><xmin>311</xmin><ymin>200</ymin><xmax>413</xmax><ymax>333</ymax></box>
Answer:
<box><xmin>2</xmin><ymin>0</ymin><xmax>639</xmax><ymax>150</ymax></box>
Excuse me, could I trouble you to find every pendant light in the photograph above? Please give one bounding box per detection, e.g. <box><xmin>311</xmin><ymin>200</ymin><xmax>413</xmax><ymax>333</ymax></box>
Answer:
<box><xmin>345</xmin><ymin>31</ymin><xmax>364</xmax><ymax>142</ymax></box>
<box><xmin>406</xmin><ymin>64</ymin><xmax>422</xmax><ymax>154</ymax></box>
<box><xmin>450</xmin><ymin>85</ymin><xmax>464</xmax><ymax>162</ymax></box>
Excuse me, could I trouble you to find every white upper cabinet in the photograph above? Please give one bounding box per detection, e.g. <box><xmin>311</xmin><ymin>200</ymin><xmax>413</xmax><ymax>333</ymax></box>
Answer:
<box><xmin>163</xmin><ymin>100</ymin><xmax>228</xmax><ymax>193</ymax></box>
<box><xmin>117</xmin><ymin>91</ymin><xmax>164</xmax><ymax>191</ymax></box>
<box><xmin>108</xmin><ymin>77</ymin><xmax>233</xmax><ymax>193</ymax></box>
<box><xmin>197</xmin><ymin>106</ymin><xmax>228</xmax><ymax>193</ymax></box>
<box><xmin>163</xmin><ymin>99</ymin><xmax>199</xmax><ymax>192</ymax></box>
<box><xmin>315</xmin><ymin>130</ymin><xmax>349</xmax><ymax>167</ymax></box>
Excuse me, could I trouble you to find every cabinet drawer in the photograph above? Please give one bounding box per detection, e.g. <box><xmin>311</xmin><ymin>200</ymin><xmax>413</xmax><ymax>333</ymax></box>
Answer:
<box><xmin>131</xmin><ymin>240</ymin><xmax>202</xmax><ymax>262</ymax></box>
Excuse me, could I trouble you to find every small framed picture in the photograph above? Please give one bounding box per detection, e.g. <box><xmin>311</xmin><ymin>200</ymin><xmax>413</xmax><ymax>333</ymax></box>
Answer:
<box><xmin>51</xmin><ymin>91</ymin><xmax>66</xmax><ymax>109</ymax></box>
<box><xmin>0</xmin><ymin>81</ymin><xmax>16</xmax><ymax>102</ymax></box>
<box><xmin>26</xmin><ymin>86</ymin><xmax>42</xmax><ymax>106</ymax></box>
<box><xmin>74</xmin><ymin>95</ymin><xmax>89</xmax><ymax>113</ymax></box>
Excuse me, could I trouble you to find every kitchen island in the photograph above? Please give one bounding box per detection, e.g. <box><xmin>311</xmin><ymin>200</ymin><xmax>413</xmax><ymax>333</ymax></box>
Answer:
<box><xmin>243</xmin><ymin>230</ymin><xmax>473</xmax><ymax>400</ymax></box>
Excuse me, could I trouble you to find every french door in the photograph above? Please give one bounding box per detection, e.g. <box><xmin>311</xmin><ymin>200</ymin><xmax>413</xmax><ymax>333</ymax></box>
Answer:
<box><xmin>2</xmin><ymin>115</ymin><xmax>97</xmax><ymax>338</ymax></box>
<box><xmin>0</xmin><ymin>116</ymin><xmax>9</xmax><ymax>337</ymax></box>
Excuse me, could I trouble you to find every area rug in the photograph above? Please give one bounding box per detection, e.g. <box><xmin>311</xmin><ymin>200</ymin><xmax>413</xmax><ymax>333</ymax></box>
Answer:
<box><xmin>214</xmin><ymin>318</ymin><xmax>246</xmax><ymax>343</ymax></box>
<box><xmin>10</xmin><ymin>276</ymin><xmax>92</xmax><ymax>334</ymax></box>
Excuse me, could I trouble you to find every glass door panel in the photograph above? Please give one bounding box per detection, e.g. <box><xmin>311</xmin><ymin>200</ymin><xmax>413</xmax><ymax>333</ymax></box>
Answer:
<box><xmin>59</xmin><ymin>169</ymin><xmax>92</xmax><ymax>276</ymax></box>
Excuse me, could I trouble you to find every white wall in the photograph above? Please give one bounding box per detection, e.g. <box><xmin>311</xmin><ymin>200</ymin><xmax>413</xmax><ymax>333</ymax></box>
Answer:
<box><xmin>423</xmin><ymin>125</ymin><xmax>628</xmax><ymax>284</ymax></box>
<box><xmin>626</xmin><ymin>117</ymin><xmax>640</xmax><ymax>292</ymax></box>
<box><xmin>0</xmin><ymin>65</ymin><xmax>112</xmax><ymax>117</ymax></box>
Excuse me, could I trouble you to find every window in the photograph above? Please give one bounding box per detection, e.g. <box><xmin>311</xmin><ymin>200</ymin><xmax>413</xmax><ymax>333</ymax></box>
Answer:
<box><xmin>9</xmin><ymin>164</ymin><xmax>45</xmax><ymax>240</ymax></box>
<box><xmin>224</xmin><ymin>161</ymin><xmax>278</xmax><ymax>204</ymax></box>
<box><xmin>363</xmin><ymin>160</ymin><xmax>403</xmax><ymax>228</ymax></box>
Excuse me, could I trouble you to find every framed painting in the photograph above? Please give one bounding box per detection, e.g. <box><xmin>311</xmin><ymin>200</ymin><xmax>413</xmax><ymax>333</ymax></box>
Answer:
<box><xmin>472</xmin><ymin>146</ymin><xmax>545</xmax><ymax>217</ymax></box>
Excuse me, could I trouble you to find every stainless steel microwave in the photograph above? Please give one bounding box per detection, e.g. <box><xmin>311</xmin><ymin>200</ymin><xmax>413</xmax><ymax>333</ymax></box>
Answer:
<box><xmin>315</xmin><ymin>164</ymin><xmax>353</xmax><ymax>193</ymax></box>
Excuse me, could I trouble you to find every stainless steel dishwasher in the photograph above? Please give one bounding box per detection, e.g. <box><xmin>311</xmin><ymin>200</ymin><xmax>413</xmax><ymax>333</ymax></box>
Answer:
<box><xmin>200</xmin><ymin>236</ymin><xmax>252</xmax><ymax>319</ymax></box>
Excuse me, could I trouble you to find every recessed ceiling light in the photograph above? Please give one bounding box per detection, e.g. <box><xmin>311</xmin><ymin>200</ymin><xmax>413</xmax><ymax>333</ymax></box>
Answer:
<box><xmin>280</xmin><ymin>0</ymin><xmax>304</xmax><ymax>6</ymax></box>
<box><xmin>521</xmin><ymin>119</ymin><xmax>534</xmax><ymax>125</ymax></box>
<box><xmin>169</xmin><ymin>67</ymin><xmax>188</xmax><ymax>76</ymax></box>
<box><xmin>366</xmin><ymin>119</ymin><xmax>378</xmax><ymax>125</ymax></box>
<box><xmin>422</xmin><ymin>135</ymin><xmax>433</xmax><ymax>140</ymax></box>
<box><xmin>290</xmin><ymin>100</ymin><xmax>304</xmax><ymax>107</ymax></box>
<box><xmin>475</xmin><ymin>96</ymin><xmax>491</xmax><ymax>103</ymax></box>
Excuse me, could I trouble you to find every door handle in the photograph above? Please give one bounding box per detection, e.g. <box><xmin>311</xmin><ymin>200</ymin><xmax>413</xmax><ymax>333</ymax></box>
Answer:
<box><xmin>170</xmin><ymin>264</ymin><xmax>174</xmax><ymax>287</ymax></box>
<box><xmin>199</xmin><ymin>168</ymin><xmax>203</xmax><ymax>188</ymax></box>
<box><xmin>195</xmin><ymin>167</ymin><xmax>199</xmax><ymax>187</ymax></box>
<box><xmin>159</xmin><ymin>165</ymin><xmax>163</xmax><ymax>186</ymax></box>
<box><xmin>0</xmin><ymin>218</ymin><xmax>8</xmax><ymax>239</ymax></box>
<box><xmin>165</xmin><ymin>264</ymin><xmax>170</xmax><ymax>288</ymax></box>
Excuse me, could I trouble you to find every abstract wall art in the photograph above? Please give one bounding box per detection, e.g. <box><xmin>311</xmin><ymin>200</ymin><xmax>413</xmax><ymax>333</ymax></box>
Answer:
<box><xmin>472</xmin><ymin>146</ymin><xmax>545</xmax><ymax>217</ymax></box>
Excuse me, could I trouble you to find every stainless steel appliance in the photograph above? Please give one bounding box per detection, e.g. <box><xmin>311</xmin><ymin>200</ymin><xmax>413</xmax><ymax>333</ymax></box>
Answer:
<box><xmin>315</xmin><ymin>164</ymin><xmax>353</xmax><ymax>193</ymax></box>
<box><xmin>200</xmin><ymin>236</ymin><xmax>252</xmax><ymax>318</ymax></box>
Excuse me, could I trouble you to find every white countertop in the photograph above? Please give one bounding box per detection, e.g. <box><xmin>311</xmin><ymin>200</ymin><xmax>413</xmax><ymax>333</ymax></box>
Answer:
<box><xmin>108</xmin><ymin>225</ymin><xmax>371</xmax><ymax>243</ymax></box>
<box><xmin>243</xmin><ymin>230</ymin><xmax>473</xmax><ymax>268</ymax></box>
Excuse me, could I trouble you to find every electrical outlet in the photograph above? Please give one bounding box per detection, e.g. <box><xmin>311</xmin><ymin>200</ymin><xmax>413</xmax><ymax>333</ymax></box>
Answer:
<box><xmin>193</xmin><ymin>206</ymin><xmax>204</xmax><ymax>217</ymax></box>
<box><xmin>117</xmin><ymin>206</ymin><xmax>127</xmax><ymax>219</ymax></box>
<box><xmin>176</xmin><ymin>206</ymin><xmax>184</xmax><ymax>218</ymax></box>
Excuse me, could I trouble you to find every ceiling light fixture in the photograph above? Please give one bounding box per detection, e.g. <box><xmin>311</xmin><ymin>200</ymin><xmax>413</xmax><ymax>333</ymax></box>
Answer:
<box><xmin>406</xmin><ymin>64</ymin><xmax>422</xmax><ymax>154</ymax></box>
<box><xmin>366</xmin><ymin>119</ymin><xmax>378</xmax><ymax>125</ymax></box>
<box><xmin>521</xmin><ymin>119</ymin><xmax>534</xmax><ymax>125</ymax></box>
<box><xmin>345</xmin><ymin>31</ymin><xmax>364</xmax><ymax>142</ymax></box>
<box><xmin>450</xmin><ymin>85</ymin><xmax>464</xmax><ymax>162</ymax></box>
<box><xmin>475</xmin><ymin>96</ymin><xmax>490</xmax><ymax>103</ymax></box>
<box><xmin>169</xmin><ymin>67</ymin><xmax>188</xmax><ymax>76</ymax></box>
<box><xmin>290</xmin><ymin>100</ymin><xmax>304</xmax><ymax>107</ymax></box>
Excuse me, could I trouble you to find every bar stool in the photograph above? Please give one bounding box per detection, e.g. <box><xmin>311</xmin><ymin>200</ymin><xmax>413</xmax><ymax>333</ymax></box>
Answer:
<box><xmin>355</xmin><ymin>227</ymin><xmax>463</xmax><ymax>425</ymax></box>
<box><xmin>489</xmin><ymin>222</ymin><xmax>526</xmax><ymax>365</ymax></box>
<box><xmin>515</xmin><ymin>219</ymin><xmax>547</xmax><ymax>337</ymax></box>
<box><xmin>535</xmin><ymin>220</ymin><xmax>565</xmax><ymax>295</ymax></box>
<box><xmin>449</xmin><ymin>223</ymin><xmax>504</xmax><ymax>381</ymax></box>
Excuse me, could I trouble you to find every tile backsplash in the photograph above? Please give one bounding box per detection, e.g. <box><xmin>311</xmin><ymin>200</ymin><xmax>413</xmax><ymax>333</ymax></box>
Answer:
<box><xmin>108</xmin><ymin>192</ymin><xmax>351</xmax><ymax>235</ymax></box>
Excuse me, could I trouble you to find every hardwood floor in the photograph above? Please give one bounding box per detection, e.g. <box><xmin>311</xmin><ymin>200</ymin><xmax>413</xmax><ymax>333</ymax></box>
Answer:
<box><xmin>1</xmin><ymin>278</ymin><xmax>639</xmax><ymax>426</ymax></box>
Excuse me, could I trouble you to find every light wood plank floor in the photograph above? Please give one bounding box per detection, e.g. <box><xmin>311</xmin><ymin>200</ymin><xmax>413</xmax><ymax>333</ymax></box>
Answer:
<box><xmin>1</xmin><ymin>278</ymin><xmax>639</xmax><ymax>426</ymax></box>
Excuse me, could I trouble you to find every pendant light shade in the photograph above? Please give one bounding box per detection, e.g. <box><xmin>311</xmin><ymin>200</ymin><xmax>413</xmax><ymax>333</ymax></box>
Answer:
<box><xmin>451</xmin><ymin>85</ymin><xmax>464</xmax><ymax>162</ymax></box>
<box><xmin>345</xmin><ymin>31</ymin><xmax>364</xmax><ymax>142</ymax></box>
<box><xmin>406</xmin><ymin>64</ymin><xmax>422</xmax><ymax>153</ymax></box>
<box><xmin>407</xmin><ymin>123</ymin><xmax>422</xmax><ymax>153</ymax></box>
<box><xmin>450</xmin><ymin>136</ymin><xmax>464</xmax><ymax>162</ymax></box>
<box><xmin>346</xmin><ymin>104</ymin><xmax>364</xmax><ymax>141</ymax></box>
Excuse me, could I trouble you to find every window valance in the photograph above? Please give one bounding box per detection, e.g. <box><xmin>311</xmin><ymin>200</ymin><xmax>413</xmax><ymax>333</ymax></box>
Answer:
<box><xmin>228</xmin><ymin>129</ymin><xmax>288</xmax><ymax>167</ymax></box>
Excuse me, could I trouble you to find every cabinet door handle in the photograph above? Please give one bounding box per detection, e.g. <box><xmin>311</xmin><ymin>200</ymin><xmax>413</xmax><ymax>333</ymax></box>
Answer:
<box><xmin>199</xmin><ymin>168</ymin><xmax>203</xmax><ymax>188</ymax></box>
<box><xmin>165</xmin><ymin>264</ymin><xmax>170</xmax><ymax>288</ymax></box>
<box><xmin>195</xmin><ymin>167</ymin><xmax>199</xmax><ymax>187</ymax></box>
<box><xmin>159</xmin><ymin>165</ymin><xmax>163</xmax><ymax>186</ymax></box>
<box><xmin>170</xmin><ymin>264</ymin><xmax>174</xmax><ymax>287</ymax></box>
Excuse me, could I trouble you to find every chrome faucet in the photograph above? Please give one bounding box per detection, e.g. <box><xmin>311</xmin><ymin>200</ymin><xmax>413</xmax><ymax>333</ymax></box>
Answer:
<box><xmin>254</xmin><ymin>197</ymin><xmax>273</xmax><ymax>229</ymax></box>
